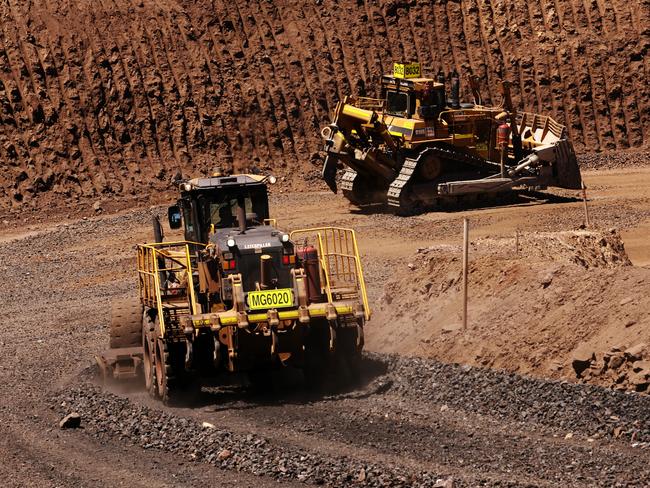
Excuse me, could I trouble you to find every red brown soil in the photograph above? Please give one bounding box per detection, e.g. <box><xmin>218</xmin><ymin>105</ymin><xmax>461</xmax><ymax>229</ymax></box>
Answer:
<box><xmin>1</xmin><ymin>0</ymin><xmax>648</xmax><ymax>214</ymax></box>
<box><xmin>368</xmin><ymin>228</ymin><xmax>650</xmax><ymax>391</ymax></box>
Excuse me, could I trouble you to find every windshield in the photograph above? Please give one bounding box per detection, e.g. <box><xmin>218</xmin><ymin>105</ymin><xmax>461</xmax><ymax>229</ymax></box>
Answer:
<box><xmin>209</xmin><ymin>198</ymin><xmax>253</xmax><ymax>228</ymax></box>
<box><xmin>200</xmin><ymin>187</ymin><xmax>269</xmax><ymax>229</ymax></box>
<box><xmin>386</xmin><ymin>91</ymin><xmax>408</xmax><ymax>115</ymax></box>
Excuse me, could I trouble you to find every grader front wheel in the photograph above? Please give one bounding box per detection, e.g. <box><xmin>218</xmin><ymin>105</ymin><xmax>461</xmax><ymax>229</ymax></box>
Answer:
<box><xmin>109</xmin><ymin>298</ymin><xmax>143</xmax><ymax>348</ymax></box>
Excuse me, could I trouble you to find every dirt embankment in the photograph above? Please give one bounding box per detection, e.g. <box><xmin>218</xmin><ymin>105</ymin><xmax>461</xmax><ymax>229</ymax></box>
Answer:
<box><xmin>368</xmin><ymin>229</ymin><xmax>650</xmax><ymax>392</ymax></box>
<box><xmin>1</xmin><ymin>0</ymin><xmax>648</xmax><ymax>214</ymax></box>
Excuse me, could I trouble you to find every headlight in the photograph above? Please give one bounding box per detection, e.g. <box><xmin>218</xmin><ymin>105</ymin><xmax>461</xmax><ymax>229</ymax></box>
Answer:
<box><xmin>182</xmin><ymin>183</ymin><xmax>192</xmax><ymax>192</ymax></box>
<box><xmin>227</xmin><ymin>238</ymin><xmax>236</xmax><ymax>247</ymax></box>
<box><xmin>281</xmin><ymin>233</ymin><xmax>289</xmax><ymax>243</ymax></box>
<box><xmin>268</xmin><ymin>175</ymin><xmax>277</xmax><ymax>184</ymax></box>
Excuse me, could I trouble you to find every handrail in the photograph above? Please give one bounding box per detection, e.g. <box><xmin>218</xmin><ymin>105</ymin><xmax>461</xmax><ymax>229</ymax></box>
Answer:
<box><xmin>151</xmin><ymin>248</ymin><xmax>166</xmax><ymax>335</ymax></box>
<box><xmin>137</xmin><ymin>241</ymin><xmax>205</xmax><ymax>337</ymax></box>
<box><xmin>184</xmin><ymin>242</ymin><xmax>199</xmax><ymax>317</ymax></box>
<box><xmin>139</xmin><ymin>240</ymin><xmax>206</xmax><ymax>248</ymax></box>
<box><xmin>316</xmin><ymin>233</ymin><xmax>333</xmax><ymax>304</ymax></box>
<box><xmin>349</xmin><ymin>229</ymin><xmax>371</xmax><ymax>320</ymax></box>
<box><xmin>290</xmin><ymin>227</ymin><xmax>371</xmax><ymax>320</ymax></box>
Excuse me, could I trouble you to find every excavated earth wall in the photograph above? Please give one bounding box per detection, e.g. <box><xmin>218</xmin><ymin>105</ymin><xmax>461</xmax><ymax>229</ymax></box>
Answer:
<box><xmin>0</xmin><ymin>0</ymin><xmax>648</xmax><ymax>212</ymax></box>
<box><xmin>368</xmin><ymin>229</ymin><xmax>650</xmax><ymax>392</ymax></box>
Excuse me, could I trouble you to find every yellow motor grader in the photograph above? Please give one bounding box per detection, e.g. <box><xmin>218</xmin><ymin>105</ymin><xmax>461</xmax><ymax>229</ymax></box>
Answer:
<box><xmin>97</xmin><ymin>174</ymin><xmax>370</xmax><ymax>404</ymax></box>
<box><xmin>321</xmin><ymin>62</ymin><xmax>582</xmax><ymax>214</ymax></box>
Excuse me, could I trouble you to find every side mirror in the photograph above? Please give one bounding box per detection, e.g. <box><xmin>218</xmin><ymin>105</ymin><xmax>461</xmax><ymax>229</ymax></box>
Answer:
<box><xmin>168</xmin><ymin>205</ymin><xmax>182</xmax><ymax>229</ymax></box>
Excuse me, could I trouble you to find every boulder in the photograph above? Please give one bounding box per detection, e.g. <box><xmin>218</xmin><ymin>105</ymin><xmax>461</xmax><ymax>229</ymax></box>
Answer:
<box><xmin>632</xmin><ymin>360</ymin><xmax>650</xmax><ymax>373</ymax></box>
<box><xmin>607</xmin><ymin>353</ymin><xmax>625</xmax><ymax>370</ymax></box>
<box><xmin>627</xmin><ymin>371</ymin><xmax>650</xmax><ymax>390</ymax></box>
<box><xmin>571</xmin><ymin>347</ymin><xmax>595</xmax><ymax>376</ymax></box>
<box><xmin>434</xmin><ymin>477</ymin><xmax>454</xmax><ymax>488</ymax></box>
<box><xmin>625</xmin><ymin>343</ymin><xmax>647</xmax><ymax>362</ymax></box>
<box><xmin>217</xmin><ymin>449</ymin><xmax>232</xmax><ymax>461</ymax></box>
<box><xmin>59</xmin><ymin>412</ymin><xmax>81</xmax><ymax>429</ymax></box>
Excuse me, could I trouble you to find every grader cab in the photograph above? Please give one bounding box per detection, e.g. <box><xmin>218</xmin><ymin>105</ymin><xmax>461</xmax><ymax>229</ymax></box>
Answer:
<box><xmin>97</xmin><ymin>174</ymin><xmax>370</xmax><ymax>403</ymax></box>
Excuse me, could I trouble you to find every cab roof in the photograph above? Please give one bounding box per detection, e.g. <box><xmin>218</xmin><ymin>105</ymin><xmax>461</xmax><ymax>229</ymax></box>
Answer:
<box><xmin>182</xmin><ymin>173</ymin><xmax>268</xmax><ymax>191</ymax></box>
<box><xmin>382</xmin><ymin>75</ymin><xmax>443</xmax><ymax>90</ymax></box>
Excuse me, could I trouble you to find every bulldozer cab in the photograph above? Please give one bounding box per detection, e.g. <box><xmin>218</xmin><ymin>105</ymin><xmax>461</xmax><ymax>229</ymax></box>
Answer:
<box><xmin>381</xmin><ymin>76</ymin><xmax>445</xmax><ymax>119</ymax></box>
<box><xmin>168</xmin><ymin>174</ymin><xmax>272</xmax><ymax>244</ymax></box>
<box><xmin>381</xmin><ymin>63</ymin><xmax>445</xmax><ymax>119</ymax></box>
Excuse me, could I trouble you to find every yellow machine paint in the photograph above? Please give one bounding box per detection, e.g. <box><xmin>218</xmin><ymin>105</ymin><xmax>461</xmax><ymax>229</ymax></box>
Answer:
<box><xmin>98</xmin><ymin>174</ymin><xmax>372</xmax><ymax>404</ymax></box>
<box><xmin>393</xmin><ymin>62</ymin><xmax>421</xmax><ymax>79</ymax></box>
<box><xmin>320</xmin><ymin>62</ymin><xmax>583</xmax><ymax>214</ymax></box>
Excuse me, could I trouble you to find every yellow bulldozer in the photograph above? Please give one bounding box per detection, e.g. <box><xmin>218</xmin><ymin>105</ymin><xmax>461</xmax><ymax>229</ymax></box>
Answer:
<box><xmin>321</xmin><ymin>62</ymin><xmax>582</xmax><ymax>214</ymax></box>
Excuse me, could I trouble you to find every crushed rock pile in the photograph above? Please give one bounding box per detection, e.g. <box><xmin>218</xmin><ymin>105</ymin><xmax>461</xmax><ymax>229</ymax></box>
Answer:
<box><xmin>518</xmin><ymin>229</ymin><xmax>631</xmax><ymax>268</ymax></box>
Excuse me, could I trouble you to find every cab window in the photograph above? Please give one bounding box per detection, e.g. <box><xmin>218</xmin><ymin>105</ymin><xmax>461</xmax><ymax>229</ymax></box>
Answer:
<box><xmin>182</xmin><ymin>205</ymin><xmax>194</xmax><ymax>234</ymax></box>
<box><xmin>202</xmin><ymin>188</ymin><xmax>269</xmax><ymax>229</ymax></box>
<box><xmin>386</xmin><ymin>91</ymin><xmax>409</xmax><ymax>115</ymax></box>
<box><xmin>209</xmin><ymin>197</ymin><xmax>254</xmax><ymax>228</ymax></box>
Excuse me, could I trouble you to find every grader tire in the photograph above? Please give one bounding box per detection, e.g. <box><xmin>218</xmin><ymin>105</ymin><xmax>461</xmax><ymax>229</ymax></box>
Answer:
<box><xmin>155</xmin><ymin>339</ymin><xmax>175</xmax><ymax>404</ymax></box>
<box><xmin>109</xmin><ymin>298</ymin><xmax>143</xmax><ymax>348</ymax></box>
<box><xmin>303</xmin><ymin>319</ymin><xmax>330</xmax><ymax>389</ymax></box>
<box><xmin>156</xmin><ymin>339</ymin><xmax>192</xmax><ymax>406</ymax></box>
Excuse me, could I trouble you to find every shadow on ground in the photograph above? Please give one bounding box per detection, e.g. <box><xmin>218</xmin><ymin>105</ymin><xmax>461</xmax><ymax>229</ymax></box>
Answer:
<box><xmin>349</xmin><ymin>190</ymin><xmax>580</xmax><ymax>216</ymax></box>
<box><xmin>92</xmin><ymin>354</ymin><xmax>391</xmax><ymax>410</ymax></box>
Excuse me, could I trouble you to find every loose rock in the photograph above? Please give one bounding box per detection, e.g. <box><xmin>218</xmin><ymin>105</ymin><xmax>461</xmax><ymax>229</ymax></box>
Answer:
<box><xmin>59</xmin><ymin>412</ymin><xmax>81</xmax><ymax>429</ymax></box>
<box><xmin>572</xmin><ymin>347</ymin><xmax>595</xmax><ymax>376</ymax></box>
<box><xmin>217</xmin><ymin>449</ymin><xmax>232</xmax><ymax>461</ymax></box>
<box><xmin>625</xmin><ymin>343</ymin><xmax>646</xmax><ymax>361</ymax></box>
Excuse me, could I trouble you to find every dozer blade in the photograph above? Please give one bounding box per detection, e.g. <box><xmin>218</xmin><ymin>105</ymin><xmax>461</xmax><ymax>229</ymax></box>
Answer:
<box><xmin>96</xmin><ymin>346</ymin><xmax>143</xmax><ymax>381</ymax></box>
<box><xmin>553</xmin><ymin>139</ymin><xmax>582</xmax><ymax>190</ymax></box>
<box><xmin>322</xmin><ymin>154</ymin><xmax>338</xmax><ymax>193</ymax></box>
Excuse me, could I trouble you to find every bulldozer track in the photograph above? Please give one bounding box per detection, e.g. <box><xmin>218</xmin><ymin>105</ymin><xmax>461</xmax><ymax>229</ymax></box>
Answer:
<box><xmin>387</xmin><ymin>157</ymin><xmax>418</xmax><ymax>210</ymax></box>
<box><xmin>386</xmin><ymin>146</ymin><xmax>503</xmax><ymax>212</ymax></box>
<box><xmin>340</xmin><ymin>170</ymin><xmax>357</xmax><ymax>198</ymax></box>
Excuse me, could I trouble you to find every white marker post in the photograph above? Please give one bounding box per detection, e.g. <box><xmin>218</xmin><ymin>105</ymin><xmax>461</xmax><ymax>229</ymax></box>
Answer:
<box><xmin>515</xmin><ymin>228</ymin><xmax>519</xmax><ymax>255</ymax></box>
<box><xmin>462</xmin><ymin>218</ymin><xmax>469</xmax><ymax>330</ymax></box>
<box><xmin>581</xmin><ymin>182</ymin><xmax>591</xmax><ymax>228</ymax></box>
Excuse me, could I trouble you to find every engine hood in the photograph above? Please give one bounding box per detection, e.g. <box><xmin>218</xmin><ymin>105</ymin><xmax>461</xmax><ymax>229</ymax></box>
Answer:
<box><xmin>212</xmin><ymin>225</ymin><xmax>288</xmax><ymax>254</ymax></box>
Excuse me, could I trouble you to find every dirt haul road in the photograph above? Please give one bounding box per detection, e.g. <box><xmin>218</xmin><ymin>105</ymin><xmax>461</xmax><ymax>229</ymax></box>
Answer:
<box><xmin>3</xmin><ymin>166</ymin><xmax>650</xmax><ymax>486</ymax></box>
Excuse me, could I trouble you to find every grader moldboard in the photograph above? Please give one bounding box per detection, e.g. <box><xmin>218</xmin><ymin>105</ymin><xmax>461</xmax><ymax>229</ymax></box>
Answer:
<box><xmin>97</xmin><ymin>174</ymin><xmax>370</xmax><ymax>404</ymax></box>
<box><xmin>321</xmin><ymin>62</ymin><xmax>583</xmax><ymax>214</ymax></box>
